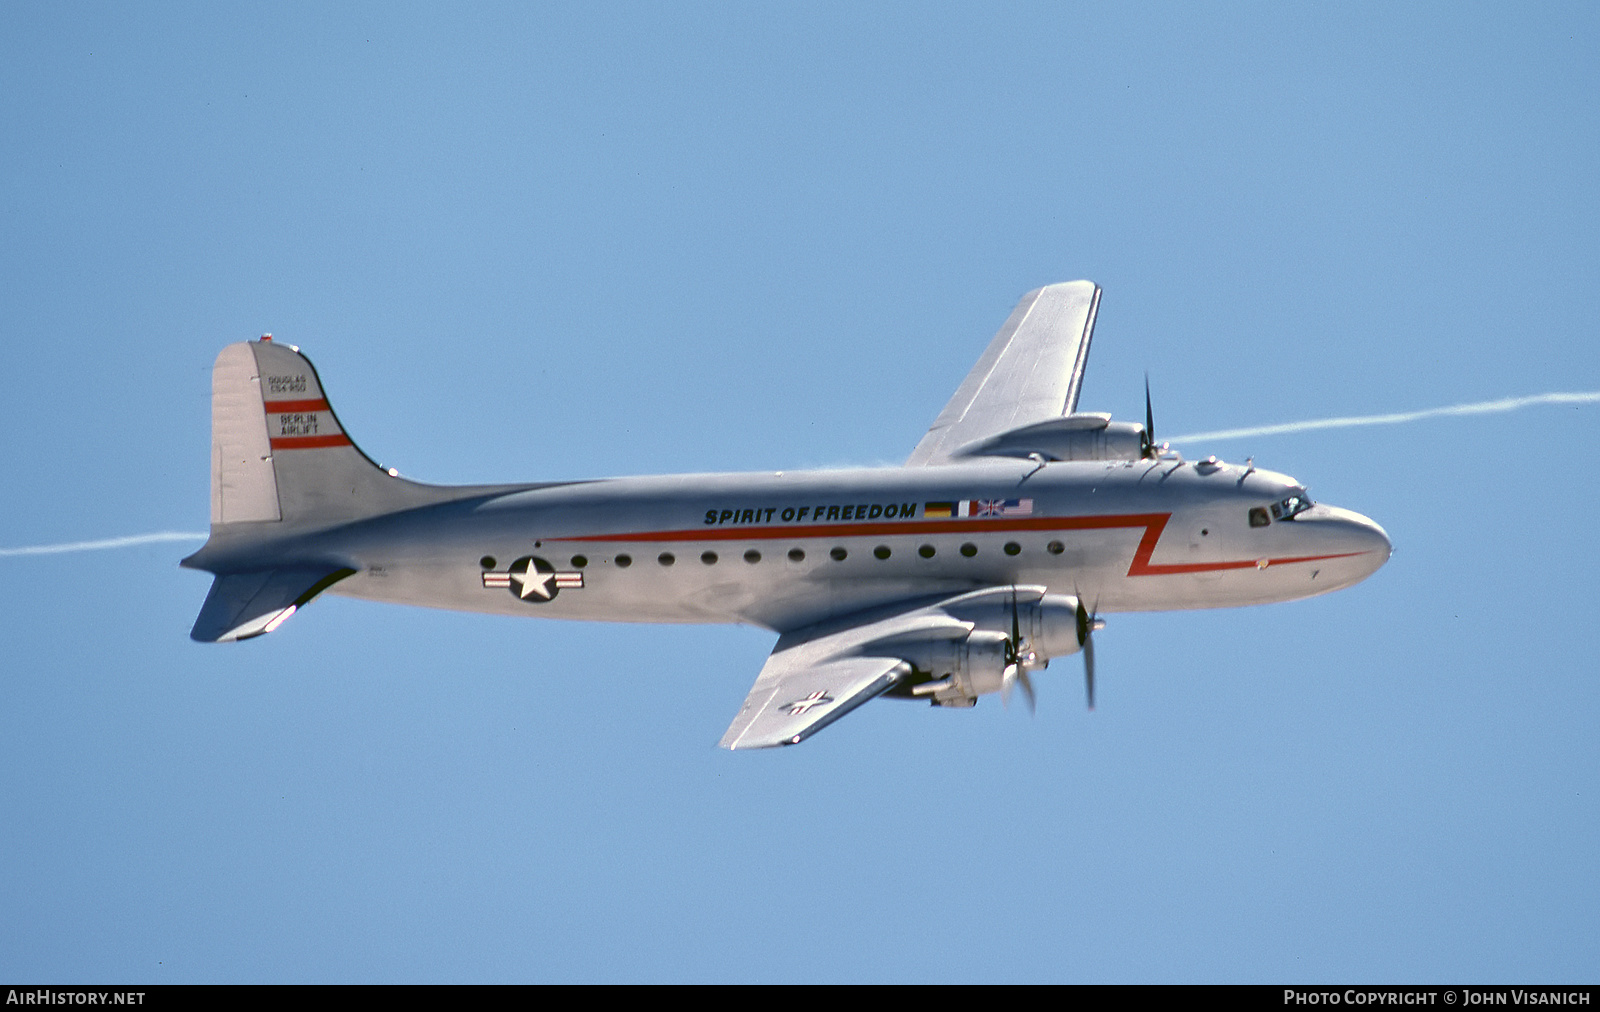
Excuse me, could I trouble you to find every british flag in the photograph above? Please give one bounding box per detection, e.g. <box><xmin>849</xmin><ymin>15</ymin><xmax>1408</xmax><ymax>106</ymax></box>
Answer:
<box><xmin>972</xmin><ymin>497</ymin><xmax>1034</xmax><ymax>518</ymax></box>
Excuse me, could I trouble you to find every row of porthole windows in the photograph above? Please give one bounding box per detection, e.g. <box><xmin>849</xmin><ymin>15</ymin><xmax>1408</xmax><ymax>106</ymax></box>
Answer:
<box><xmin>484</xmin><ymin>541</ymin><xmax>1069</xmax><ymax>571</ymax></box>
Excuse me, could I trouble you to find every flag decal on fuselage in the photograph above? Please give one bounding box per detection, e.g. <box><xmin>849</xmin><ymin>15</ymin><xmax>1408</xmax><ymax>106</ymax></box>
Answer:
<box><xmin>924</xmin><ymin>498</ymin><xmax>1034</xmax><ymax>519</ymax></box>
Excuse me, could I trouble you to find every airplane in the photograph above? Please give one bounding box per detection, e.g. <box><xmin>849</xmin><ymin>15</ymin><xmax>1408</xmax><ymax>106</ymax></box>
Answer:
<box><xmin>182</xmin><ymin>281</ymin><xmax>1391</xmax><ymax>749</ymax></box>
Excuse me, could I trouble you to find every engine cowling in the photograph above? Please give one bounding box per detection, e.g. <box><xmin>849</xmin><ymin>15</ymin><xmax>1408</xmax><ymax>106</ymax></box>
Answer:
<box><xmin>890</xmin><ymin>591</ymin><xmax>1084</xmax><ymax>706</ymax></box>
<box><xmin>950</xmin><ymin>413</ymin><xmax>1147</xmax><ymax>462</ymax></box>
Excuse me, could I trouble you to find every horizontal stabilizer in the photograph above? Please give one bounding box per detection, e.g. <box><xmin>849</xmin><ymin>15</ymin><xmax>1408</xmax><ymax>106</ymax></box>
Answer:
<box><xmin>190</xmin><ymin>567</ymin><xmax>356</xmax><ymax>643</ymax></box>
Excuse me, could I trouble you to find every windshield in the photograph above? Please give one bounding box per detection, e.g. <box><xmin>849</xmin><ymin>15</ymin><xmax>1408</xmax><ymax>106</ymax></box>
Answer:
<box><xmin>1271</xmin><ymin>491</ymin><xmax>1313</xmax><ymax>521</ymax></box>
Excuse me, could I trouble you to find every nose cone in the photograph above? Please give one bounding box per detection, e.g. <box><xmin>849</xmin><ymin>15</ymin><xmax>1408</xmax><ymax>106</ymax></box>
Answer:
<box><xmin>1309</xmin><ymin>504</ymin><xmax>1392</xmax><ymax>585</ymax></box>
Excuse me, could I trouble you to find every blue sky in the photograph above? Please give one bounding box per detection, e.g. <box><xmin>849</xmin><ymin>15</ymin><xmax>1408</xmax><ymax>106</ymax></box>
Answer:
<box><xmin>2</xmin><ymin>2</ymin><xmax>1597</xmax><ymax>983</ymax></box>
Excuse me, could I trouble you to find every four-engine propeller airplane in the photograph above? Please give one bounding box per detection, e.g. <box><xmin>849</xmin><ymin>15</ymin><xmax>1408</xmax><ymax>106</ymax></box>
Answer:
<box><xmin>183</xmin><ymin>281</ymin><xmax>1391</xmax><ymax>748</ymax></box>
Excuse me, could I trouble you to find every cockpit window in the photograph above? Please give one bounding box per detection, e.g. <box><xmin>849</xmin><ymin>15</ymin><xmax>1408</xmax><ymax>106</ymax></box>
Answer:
<box><xmin>1271</xmin><ymin>493</ymin><xmax>1313</xmax><ymax>521</ymax></box>
<box><xmin>1248</xmin><ymin>507</ymin><xmax>1271</xmax><ymax>528</ymax></box>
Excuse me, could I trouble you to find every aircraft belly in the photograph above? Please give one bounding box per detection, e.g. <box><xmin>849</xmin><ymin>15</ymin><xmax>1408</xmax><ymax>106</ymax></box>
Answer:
<box><xmin>327</xmin><ymin>561</ymin><xmax>729</xmax><ymax>624</ymax></box>
<box><xmin>328</xmin><ymin>558</ymin><xmax>1001</xmax><ymax>629</ymax></box>
<box><xmin>321</xmin><ymin>525</ymin><xmax>1173</xmax><ymax>626</ymax></box>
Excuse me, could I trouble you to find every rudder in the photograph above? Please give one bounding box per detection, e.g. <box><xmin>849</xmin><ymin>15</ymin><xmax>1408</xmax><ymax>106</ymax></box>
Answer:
<box><xmin>210</xmin><ymin>342</ymin><xmax>281</xmax><ymax>523</ymax></box>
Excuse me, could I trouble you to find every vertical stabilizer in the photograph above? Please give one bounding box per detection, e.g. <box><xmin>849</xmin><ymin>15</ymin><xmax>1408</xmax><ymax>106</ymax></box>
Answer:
<box><xmin>199</xmin><ymin>336</ymin><xmax>540</xmax><ymax>544</ymax></box>
<box><xmin>205</xmin><ymin>338</ymin><xmax>452</xmax><ymax>530</ymax></box>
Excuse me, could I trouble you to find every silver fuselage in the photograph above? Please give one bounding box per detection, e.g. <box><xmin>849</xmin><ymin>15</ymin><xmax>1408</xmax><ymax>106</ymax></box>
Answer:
<box><xmin>206</xmin><ymin>456</ymin><xmax>1389</xmax><ymax>635</ymax></box>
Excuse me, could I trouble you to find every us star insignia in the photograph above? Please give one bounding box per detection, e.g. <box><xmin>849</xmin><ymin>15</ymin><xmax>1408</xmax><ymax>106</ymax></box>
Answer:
<box><xmin>482</xmin><ymin>556</ymin><xmax>584</xmax><ymax>603</ymax></box>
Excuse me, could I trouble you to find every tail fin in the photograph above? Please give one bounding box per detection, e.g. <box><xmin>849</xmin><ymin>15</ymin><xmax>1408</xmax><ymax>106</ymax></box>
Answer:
<box><xmin>210</xmin><ymin>337</ymin><xmax>437</xmax><ymax>526</ymax></box>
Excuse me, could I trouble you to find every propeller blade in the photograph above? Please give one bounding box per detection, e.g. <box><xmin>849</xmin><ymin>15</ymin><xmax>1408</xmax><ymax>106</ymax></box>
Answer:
<box><xmin>1143</xmin><ymin>373</ymin><xmax>1157</xmax><ymax>458</ymax></box>
<box><xmin>1003</xmin><ymin>589</ymin><xmax>1038</xmax><ymax>715</ymax></box>
<box><xmin>1084</xmin><ymin>634</ymin><xmax>1096</xmax><ymax>711</ymax></box>
<box><xmin>1010</xmin><ymin>587</ymin><xmax>1021</xmax><ymax>659</ymax></box>
<box><xmin>1076</xmin><ymin>595</ymin><xmax>1099</xmax><ymax>711</ymax></box>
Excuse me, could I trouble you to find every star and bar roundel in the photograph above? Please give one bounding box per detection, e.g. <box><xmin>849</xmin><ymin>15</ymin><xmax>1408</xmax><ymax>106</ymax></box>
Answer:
<box><xmin>482</xmin><ymin>556</ymin><xmax>584</xmax><ymax>603</ymax></box>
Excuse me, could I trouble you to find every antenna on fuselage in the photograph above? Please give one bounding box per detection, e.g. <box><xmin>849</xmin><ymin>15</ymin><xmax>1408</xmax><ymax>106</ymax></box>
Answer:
<box><xmin>1022</xmin><ymin>452</ymin><xmax>1049</xmax><ymax>482</ymax></box>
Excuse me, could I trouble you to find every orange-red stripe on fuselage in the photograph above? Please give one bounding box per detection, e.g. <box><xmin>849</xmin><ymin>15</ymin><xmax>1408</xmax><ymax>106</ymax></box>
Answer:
<box><xmin>548</xmin><ymin>513</ymin><xmax>1368</xmax><ymax>578</ymax></box>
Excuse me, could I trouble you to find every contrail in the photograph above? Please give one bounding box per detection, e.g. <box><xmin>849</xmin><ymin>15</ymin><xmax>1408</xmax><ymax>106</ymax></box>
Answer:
<box><xmin>0</xmin><ymin>531</ymin><xmax>206</xmax><ymax>558</ymax></box>
<box><xmin>1169</xmin><ymin>391</ymin><xmax>1600</xmax><ymax>445</ymax></box>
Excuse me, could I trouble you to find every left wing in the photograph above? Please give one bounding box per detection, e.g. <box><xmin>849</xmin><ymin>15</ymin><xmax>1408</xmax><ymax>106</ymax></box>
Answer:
<box><xmin>906</xmin><ymin>281</ymin><xmax>1102</xmax><ymax>466</ymax></box>
<box><xmin>718</xmin><ymin>607</ymin><xmax>969</xmax><ymax>750</ymax></box>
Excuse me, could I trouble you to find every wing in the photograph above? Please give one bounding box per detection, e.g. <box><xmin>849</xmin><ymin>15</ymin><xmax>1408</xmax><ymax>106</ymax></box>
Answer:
<box><xmin>905</xmin><ymin>280</ymin><xmax>1102</xmax><ymax>466</ymax></box>
<box><xmin>718</xmin><ymin>607</ymin><xmax>970</xmax><ymax>750</ymax></box>
<box><xmin>717</xmin><ymin>654</ymin><xmax>906</xmax><ymax>750</ymax></box>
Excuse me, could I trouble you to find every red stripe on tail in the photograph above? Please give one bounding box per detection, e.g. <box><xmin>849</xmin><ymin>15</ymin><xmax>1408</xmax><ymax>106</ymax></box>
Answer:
<box><xmin>270</xmin><ymin>434</ymin><xmax>352</xmax><ymax>450</ymax></box>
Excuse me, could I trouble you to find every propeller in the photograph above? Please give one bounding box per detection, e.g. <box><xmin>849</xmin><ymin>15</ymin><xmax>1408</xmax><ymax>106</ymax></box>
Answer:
<box><xmin>1001</xmin><ymin>588</ymin><xmax>1038</xmax><ymax>713</ymax></box>
<box><xmin>1001</xmin><ymin>588</ymin><xmax>1103</xmax><ymax>713</ymax></box>
<box><xmin>1075</xmin><ymin>596</ymin><xmax>1103</xmax><ymax>711</ymax></box>
<box><xmin>1141</xmin><ymin>373</ymin><xmax>1159</xmax><ymax>459</ymax></box>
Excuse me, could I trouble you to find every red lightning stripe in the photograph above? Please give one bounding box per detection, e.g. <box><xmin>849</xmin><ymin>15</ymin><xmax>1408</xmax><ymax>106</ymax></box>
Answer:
<box><xmin>549</xmin><ymin>513</ymin><xmax>1367</xmax><ymax>577</ymax></box>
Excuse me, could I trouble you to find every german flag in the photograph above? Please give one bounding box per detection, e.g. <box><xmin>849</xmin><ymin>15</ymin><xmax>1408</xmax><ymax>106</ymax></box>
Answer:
<box><xmin>923</xmin><ymin>501</ymin><xmax>955</xmax><ymax>519</ymax></box>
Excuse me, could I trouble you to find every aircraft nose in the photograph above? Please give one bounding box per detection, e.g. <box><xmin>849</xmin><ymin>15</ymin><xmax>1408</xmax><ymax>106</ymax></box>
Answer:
<box><xmin>1318</xmin><ymin>505</ymin><xmax>1392</xmax><ymax>578</ymax></box>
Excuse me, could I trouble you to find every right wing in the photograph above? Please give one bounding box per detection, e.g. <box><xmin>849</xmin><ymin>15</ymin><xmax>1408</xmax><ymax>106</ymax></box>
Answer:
<box><xmin>905</xmin><ymin>281</ymin><xmax>1102</xmax><ymax>466</ymax></box>
<box><xmin>717</xmin><ymin>654</ymin><xmax>907</xmax><ymax>751</ymax></box>
<box><xmin>718</xmin><ymin>607</ymin><xmax>971</xmax><ymax>750</ymax></box>
<box><xmin>719</xmin><ymin>586</ymin><xmax>1083</xmax><ymax>750</ymax></box>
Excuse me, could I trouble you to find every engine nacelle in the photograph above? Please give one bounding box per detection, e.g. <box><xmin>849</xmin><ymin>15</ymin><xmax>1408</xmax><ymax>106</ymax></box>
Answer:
<box><xmin>945</xmin><ymin>591</ymin><xmax>1083</xmax><ymax>662</ymax></box>
<box><xmin>892</xmin><ymin>631</ymin><xmax>1010</xmax><ymax>704</ymax></box>
<box><xmin>891</xmin><ymin>591</ymin><xmax>1084</xmax><ymax>706</ymax></box>
<box><xmin>950</xmin><ymin>413</ymin><xmax>1147</xmax><ymax>462</ymax></box>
